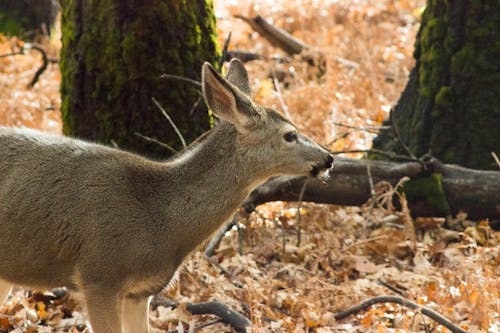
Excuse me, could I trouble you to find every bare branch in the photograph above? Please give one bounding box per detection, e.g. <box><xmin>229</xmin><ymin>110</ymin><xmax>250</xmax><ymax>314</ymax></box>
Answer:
<box><xmin>389</xmin><ymin>109</ymin><xmax>417</xmax><ymax>160</ymax></box>
<box><xmin>152</xmin><ymin>97</ymin><xmax>187</xmax><ymax>149</ymax></box>
<box><xmin>332</xmin><ymin>149</ymin><xmax>417</xmax><ymax>162</ymax></box>
<box><xmin>218</xmin><ymin>32</ymin><xmax>232</xmax><ymax>70</ymax></box>
<box><xmin>296</xmin><ymin>177</ymin><xmax>309</xmax><ymax>246</ymax></box>
<box><xmin>205</xmin><ymin>255</ymin><xmax>244</xmax><ymax>289</ymax></box>
<box><xmin>272</xmin><ymin>74</ymin><xmax>292</xmax><ymax>120</ymax></box>
<box><xmin>332</xmin><ymin>122</ymin><xmax>388</xmax><ymax>134</ymax></box>
<box><xmin>377</xmin><ymin>279</ymin><xmax>408</xmax><ymax>297</ymax></box>
<box><xmin>491</xmin><ymin>152</ymin><xmax>500</xmax><ymax>169</ymax></box>
<box><xmin>25</xmin><ymin>43</ymin><xmax>48</xmax><ymax>88</ymax></box>
<box><xmin>334</xmin><ymin>295</ymin><xmax>468</xmax><ymax>333</ymax></box>
<box><xmin>159</xmin><ymin>74</ymin><xmax>201</xmax><ymax>87</ymax></box>
<box><xmin>361</xmin><ymin>153</ymin><xmax>376</xmax><ymax>236</ymax></box>
<box><xmin>134</xmin><ymin>132</ymin><xmax>178</xmax><ymax>154</ymax></box>
<box><xmin>166</xmin><ymin>319</ymin><xmax>223</xmax><ymax>333</ymax></box>
<box><xmin>204</xmin><ymin>214</ymin><xmax>237</xmax><ymax>257</ymax></box>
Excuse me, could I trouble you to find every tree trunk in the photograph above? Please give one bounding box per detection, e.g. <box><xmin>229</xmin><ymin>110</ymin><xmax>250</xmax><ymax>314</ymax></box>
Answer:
<box><xmin>372</xmin><ymin>0</ymin><xmax>500</xmax><ymax>170</ymax></box>
<box><xmin>59</xmin><ymin>0</ymin><xmax>219</xmax><ymax>158</ymax></box>
<box><xmin>0</xmin><ymin>0</ymin><xmax>59</xmax><ymax>37</ymax></box>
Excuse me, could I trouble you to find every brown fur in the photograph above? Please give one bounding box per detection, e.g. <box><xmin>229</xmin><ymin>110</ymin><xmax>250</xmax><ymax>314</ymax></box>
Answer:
<box><xmin>0</xmin><ymin>59</ymin><xmax>333</xmax><ymax>333</ymax></box>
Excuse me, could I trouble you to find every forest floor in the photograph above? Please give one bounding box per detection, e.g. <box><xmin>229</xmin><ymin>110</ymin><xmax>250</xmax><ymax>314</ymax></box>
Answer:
<box><xmin>0</xmin><ymin>0</ymin><xmax>499</xmax><ymax>332</ymax></box>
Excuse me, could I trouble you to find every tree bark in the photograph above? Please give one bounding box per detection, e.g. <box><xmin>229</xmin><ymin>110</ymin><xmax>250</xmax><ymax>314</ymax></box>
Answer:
<box><xmin>59</xmin><ymin>0</ymin><xmax>219</xmax><ymax>158</ymax></box>
<box><xmin>243</xmin><ymin>158</ymin><xmax>500</xmax><ymax>220</ymax></box>
<box><xmin>372</xmin><ymin>0</ymin><xmax>500</xmax><ymax>170</ymax></box>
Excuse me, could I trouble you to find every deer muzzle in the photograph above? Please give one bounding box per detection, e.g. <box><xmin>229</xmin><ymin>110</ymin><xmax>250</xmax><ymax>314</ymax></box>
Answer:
<box><xmin>310</xmin><ymin>154</ymin><xmax>334</xmax><ymax>179</ymax></box>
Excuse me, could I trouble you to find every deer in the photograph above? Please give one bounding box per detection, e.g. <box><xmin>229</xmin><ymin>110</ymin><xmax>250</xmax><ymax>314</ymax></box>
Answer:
<box><xmin>0</xmin><ymin>58</ymin><xmax>333</xmax><ymax>333</ymax></box>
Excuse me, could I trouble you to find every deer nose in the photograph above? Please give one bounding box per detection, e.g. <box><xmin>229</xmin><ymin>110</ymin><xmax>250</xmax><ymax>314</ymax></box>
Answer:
<box><xmin>324</xmin><ymin>154</ymin><xmax>334</xmax><ymax>169</ymax></box>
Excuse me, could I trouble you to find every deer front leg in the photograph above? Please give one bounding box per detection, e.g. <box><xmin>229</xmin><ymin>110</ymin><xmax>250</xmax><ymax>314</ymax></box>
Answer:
<box><xmin>122</xmin><ymin>296</ymin><xmax>151</xmax><ymax>333</ymax></box>
<box><xmin>83</xmin><ymin>285</ymin><xmax>123</xmax><ymax>333</ymax></box>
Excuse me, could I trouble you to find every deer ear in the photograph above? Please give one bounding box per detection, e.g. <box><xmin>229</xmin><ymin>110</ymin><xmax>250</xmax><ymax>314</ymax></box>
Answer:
<box><xmin>202</xmin><ymin>62</ymin><xmax>259</xmax><ymax>131</ymax></box>
<box><xmin>225</xmin><ymin>58</ymin><xmax>251</xmax><ymax>96</ymax></box>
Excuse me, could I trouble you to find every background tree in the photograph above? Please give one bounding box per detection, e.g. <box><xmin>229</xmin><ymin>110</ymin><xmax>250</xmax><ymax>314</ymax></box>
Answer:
<box><xmin>59</xmin><ymin>0</ymin><xmax>219</xmax><ymax>158</ymax></box>
<box><xmin>0</xmin><ymin>0</ymin><xmax>59</xmax><ymax>37</ymax></box>
<box><xmin>372</xmin><ymin>0</ymin><xmax>499</xmax><ymax>170</ymax></box>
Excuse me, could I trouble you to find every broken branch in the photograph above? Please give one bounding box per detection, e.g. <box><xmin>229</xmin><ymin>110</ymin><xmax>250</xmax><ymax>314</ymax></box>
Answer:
<box><xmin>234</xmin><ymin>15</ymin><xmax>310</xmax><ymax>55</ymax></box>
<box><xmin>151</xmin><ymin>297</ymin><xmax>251</xmax><ymax>333</ymax></box>
<box><xmin>334</xmin><ymin>295</ymin><xmax>467</xmax><ymax>333</ymax></box>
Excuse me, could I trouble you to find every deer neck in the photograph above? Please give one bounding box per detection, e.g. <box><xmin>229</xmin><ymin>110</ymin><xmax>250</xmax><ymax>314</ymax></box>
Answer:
<box><xmin>161</xmin><ymin>123</ymin><xmax>267</xmax><ymax>257</ymax></box>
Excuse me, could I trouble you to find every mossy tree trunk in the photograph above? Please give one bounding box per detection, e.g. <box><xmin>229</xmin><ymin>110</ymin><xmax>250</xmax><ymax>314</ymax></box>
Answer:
<box><xmin>0</xmin><ymin>0</ymin><xmax>59</xmax><ymax>37</ymax></box>
<box><xmin>59</xmin><ymin>0</ymin><xmax>219</xmax><ymax>158</ymax></box>
<box><xmin>372</xmin><ymin>0</ymin><xmax>499</xmax><ymax>170</ymax></box>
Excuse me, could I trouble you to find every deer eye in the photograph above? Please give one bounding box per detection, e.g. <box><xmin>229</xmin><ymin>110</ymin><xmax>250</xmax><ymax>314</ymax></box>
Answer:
<box><xmin>284</xmin><ymin>131</ymin><xmax>298</xmax><ymax>142</ymax></box>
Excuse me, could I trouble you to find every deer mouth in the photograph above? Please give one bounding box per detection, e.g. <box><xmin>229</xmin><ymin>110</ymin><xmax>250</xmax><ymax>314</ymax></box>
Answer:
<box><xmin>310</xmin><ymin>154</ymin><xmax>334</xmax><ymax>181</ymax></box>
<box><xmin>309</xmin><ymin>165</ymin><xmax>323</xmax><ymax>178</ymax></box>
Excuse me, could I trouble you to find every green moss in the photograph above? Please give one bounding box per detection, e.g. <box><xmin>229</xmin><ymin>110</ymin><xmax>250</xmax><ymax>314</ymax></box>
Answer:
<box><xmin>0</xmin><ymin>14</ymin><xmax>23</xmax><ymax>35</ymax></box>
<box><xmin>434</xmin><ymin>86</ymin><xmax>453</xmax><ymax>106</ymax></box>
<box><xmin>402</xmin><ymin>173</ymin><xmax>450</xmax><ymax>215</ymax></box>
<box><xmin>417</xmin><ymin>5</ymin><xmax>450</xmax><ymax>100</ymax></box>
<box><xmin>451</xmin><ymin>45</ymin><xmax>478</xmax><ymax>78</ymax></box>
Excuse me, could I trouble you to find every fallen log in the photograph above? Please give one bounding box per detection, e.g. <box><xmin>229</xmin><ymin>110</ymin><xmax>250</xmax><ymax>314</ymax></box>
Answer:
<box><xmin>243</xmin><ymin>157</ymin><xmax>500</xmax><ymax>220</ymax></box>
<box><xmin>234</xmin><ymin>14</ymin><xmax>310</xmax><ymax>55</ymax></box>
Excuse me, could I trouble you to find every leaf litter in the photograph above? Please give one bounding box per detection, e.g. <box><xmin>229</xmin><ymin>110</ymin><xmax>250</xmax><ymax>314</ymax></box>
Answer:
<box><xmin>0</xmin><ymin>0</ymin><xmax>498</xmax><ymax>332</ymax></box>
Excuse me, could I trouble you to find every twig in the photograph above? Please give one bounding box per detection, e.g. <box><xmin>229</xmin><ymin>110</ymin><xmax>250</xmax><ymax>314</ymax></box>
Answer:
<box><xmin>334</xmin><ymin>295</ymin><xmax>468</xmax><ymax>333</ymax></box>
<box><xmin>361</xmin><ymin>152</ymin><xmax>376</xmax><ymax>236</ymax></box>
<box><xmin>327</xmin><ymin>122</ymin><xmax>389</xmax><ymax>146</ymax></box>
<box><xmin>491</xmin><ymin>152</ymin><xmax>500</xmax><ymax>169</ymax></box>
<box><xmin>252</xmin><ymin>209</ymin><xmax>287</xmax><ymax>254</ymax></box>
<box><xmin>332</xmin><ymin>149</ymin><xmax>418</xmax><ymax>162</ymax></box>
<box><xmin>296</xmin><ymin>177</ymin><xmax>309</xmax><ymax>246</ymax></box>
<box><xmin>341</xmin><ymin>234</ymin><xmax>388</xmax><ymax>252</ymax></box>
<box><xmin>389</xmin><ymin>109</ymin><xmax>417</xmax><ymax>160</ymax></box>
<box><xmin>205</xmin><ymin>255</ymin><xmax>243</xmax><ymax>289</ymax></box>
<box><xmin>226</xmin><ymin>50</ymin><xmax>264</xmax><ymax>63</ymax></box>
<box><xmin>166</xmin><ymin>319</ymin><xmax>223</xmax><ymax>333</ymax></box>
<box><xmin>0</xmin><ymin>51</ymin><xmax>24</xmax><ymax>58</ymax></box>
<box><xmin>25</xmin><ymin>43</ymin><xmax>48</xmax><ymax>88</ymax></box>
<box><xmin>134</xmin><ymin>132</ymin><xmax>178</xmax><ymax>154</ymax></box>
<box><xmin>188</xmin><ymin>97</ymin><xmax>203</xmax><ymax>116</ymax></box>
<box><xmin>236</xmin><ymin>221</ymin><xmax>244</xmax><ymax>256</ymax></box>
<box><xmin>376</xmin><ymin>279</ymin><xmax>408</xmax><ymax>297</ymax></box>
<box><xmin>159</xmin><ymin>74</ymin><xmax>201</xmax><ymax>87</ymax></box>
<box><xmin>204</xmin><ymin>214</ymin><xmax>237</xmax><ymax>257</ymax></box>
<box><xmin>328</xmin><ymin>131</ymin><xmax>352</xmax><ymax>145</ymax></box>
<box><xmin>333</xmin><ymin>55</ymin><xmax>360</xmax><ymax>69</ymax></box>
<box><xmin>333</xmin><ymin>122</ymin><xmax>388</xmax><ymax>134</ymax></box>
<box><xmin>218</xmin><ymin>32</ymin><xmax>232</xmax><ymax>71</ymax></box>
<box><xmin>272</xmin><ymin>74</ymin><xmax>292</xmax><ymax>120</ymax></box>
<box><xmin>152</xmin><ymin>97</ymin><xmax>187</xmax><ymax>149</ymax></box>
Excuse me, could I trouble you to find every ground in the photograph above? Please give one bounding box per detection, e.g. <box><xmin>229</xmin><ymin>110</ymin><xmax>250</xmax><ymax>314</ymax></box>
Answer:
<box><xmin>0</xmin><ymin>0</ymin><xmax>498</xmax><ymax>332</ymax></box>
